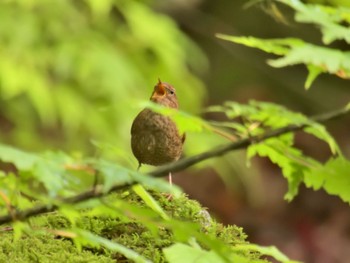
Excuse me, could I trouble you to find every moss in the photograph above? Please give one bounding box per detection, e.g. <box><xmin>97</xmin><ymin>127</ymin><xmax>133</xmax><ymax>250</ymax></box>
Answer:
<box><xmin>0</xmin><ymin>191</ymin><xmax>263</xmax><ymax>262</ymax></box>
<box><xmin>0</xmin><ymin>233</ymin><xmax>114</xmax><ymax>263</ymax></box>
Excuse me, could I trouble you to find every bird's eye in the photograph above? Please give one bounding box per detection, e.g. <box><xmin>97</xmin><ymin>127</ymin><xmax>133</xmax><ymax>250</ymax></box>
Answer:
<box><xmin>169</xmin><ymin>90</ymin><xmax>174</xmax><ymax>95</ymax></box>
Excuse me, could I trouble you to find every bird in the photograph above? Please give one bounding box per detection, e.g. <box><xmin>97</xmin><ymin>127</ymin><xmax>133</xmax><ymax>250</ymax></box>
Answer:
<box><xmin>131</xmin><ymin>79</ymin><xmax>185</xmax><ymax>186</ymax></box>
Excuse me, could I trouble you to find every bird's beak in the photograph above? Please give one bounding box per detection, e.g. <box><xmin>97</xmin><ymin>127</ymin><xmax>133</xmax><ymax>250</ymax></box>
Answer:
<box><xmin>151</xmin><ymin>79</ymin><xmax>166</xmax><ymax>99</ymax></box>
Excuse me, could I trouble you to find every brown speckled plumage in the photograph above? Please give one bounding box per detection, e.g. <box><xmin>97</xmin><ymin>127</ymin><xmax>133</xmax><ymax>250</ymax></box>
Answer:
<box><xmin>131</xmin><ymin>80</ymin><xmax>184</xmax><ymax>168</ymax></box>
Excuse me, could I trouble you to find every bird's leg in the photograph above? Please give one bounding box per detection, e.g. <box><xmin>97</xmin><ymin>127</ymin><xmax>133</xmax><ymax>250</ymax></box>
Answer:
<box><xmin>165</xmin><ymin>172</ymin><xmax>173</xmax><ymax>200</ymax></box>
<box><xmin>168</xmin><ymin>172</ymin><xmax>172</xmax><ymax>186</ymax></box>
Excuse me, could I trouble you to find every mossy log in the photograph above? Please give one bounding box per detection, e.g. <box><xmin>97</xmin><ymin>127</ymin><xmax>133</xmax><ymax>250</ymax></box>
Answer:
<box><xmin>0</xmin><ymin>191</ymin><xmax>262</xmax><ymax>262</ymax></box>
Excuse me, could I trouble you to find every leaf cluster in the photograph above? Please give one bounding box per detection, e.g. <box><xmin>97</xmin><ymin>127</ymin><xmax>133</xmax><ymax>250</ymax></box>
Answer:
<box><xmin>207</xmin><ymin>101</ymin><xmax>350</xmax><ymax>204</ymax></box>
<box><xmin>217</xmin><ymin>0</ymin><xmax>350</xmax><ymax>88</ymax></box>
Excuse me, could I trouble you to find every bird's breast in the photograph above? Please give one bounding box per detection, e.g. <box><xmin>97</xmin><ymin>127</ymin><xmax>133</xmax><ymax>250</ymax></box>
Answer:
<box><xmin>131</xmin><ymin>109</ymin><xmax>183</xmax><ymax>166</ymax></box>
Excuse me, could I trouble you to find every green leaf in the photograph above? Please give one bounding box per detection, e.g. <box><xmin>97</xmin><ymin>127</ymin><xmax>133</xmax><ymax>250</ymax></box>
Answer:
<box><xmin>140</xmin><ymin>101</ymin><xmax>209</xmax><ymax>134</ymax></box>
<box><xmin>164</xmin><ymin>242</ymin><xmax>269</xmax><ymax>263</ymax></box>
<box><xmin>277</xmin><ymin>0</ymin><xmax>350</xmax><ymax>44</ymax></box>
<box><xmin>132</xmin><ymin>184</ymin><xmax>170</xmax><ymax>220</ymax></box>
<box><xmin>139</xmin><ymin>101</ymin><xmax>242</xmax><ymax>142</ymax></box>
<box><xmin>235</xmin><ymin>244</ymin><xmax>301</xmax><ymax>263</ymax></box>
<box><xmin>84</xmin><ymin>197</ymin><xmax>163</xmax><ymax>235</ymax></box>
<box><xmin>164</xmin><ymin>243</ymin><xmax>226</xmax><ymax>263</ymax></box>
<box><xmin>248</xmin><ymin>100</ymin><xmax>307</xmax><ymax>127</ymax></box>
<box><xmin>0</xmin><ymin>144</ymin><xmax>39</xmax><ymax>170</ymax></box>
<box><xmin>268</xmin><ymin>44</ymin><xmax>350</xmax><ymax>79</ymax></box>
<box><xmin>94</xmin><ymin>159</ymin><xmax>182</xmax><ymax>196</ymax></box>
<box><xmin>305</xmin><ymin>65</ymin><xmax>323</xmax><ymax>89</ymax></box>
<box><xmin>131</xmin><ymin>172</ymin><xmax>182</xmax><ymax>196</ymax></box>
<box><xmin>208</xmin><ymin>100</ymin><xmax>341</xmax><ymax>158</ymax></box>
<box><xmin>248</xmin><ymin>137</ymin><xmax>321</xmax><ymax>201</ymax></box>
<box><xmin>94</xmin><ymin>160</ymin><xmax>132</xmax><ymax>193</ymax></box>
<box><xmin>217</xmin><ymin>34</ymin><xmax>350</xmax><ymax>87</ymax></box>
<box><xmin>304</xmin><ymin>157</ymin><xmax>350</xmax><ymax>203</ymax></box>
<box><xmin>74</xmin><ymin>229</ymin><xmax>152</xmax><ymax>263</ymax></box>
<box><xmin>304</xmin><ymin>124</ymin><xmax>341</xmax><ymax>155</ymax></box>
<box><xmin>216</xmin><ymin>34</ymin><xmax>294</xmax><ymax>55</ymax></box>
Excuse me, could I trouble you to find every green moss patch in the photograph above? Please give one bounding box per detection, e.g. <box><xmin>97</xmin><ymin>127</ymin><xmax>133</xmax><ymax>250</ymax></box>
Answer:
<box><xmin>0</xmin><ymin>191</ymin><xmax>261</xmax><ymax>262</ymax></box>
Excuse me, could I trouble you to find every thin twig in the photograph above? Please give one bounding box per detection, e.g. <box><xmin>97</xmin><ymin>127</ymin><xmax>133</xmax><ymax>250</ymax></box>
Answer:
<box><xmin>0</xmin><ymin>105</ymin><xmax>349</xmax><ymax>225</ymax></box>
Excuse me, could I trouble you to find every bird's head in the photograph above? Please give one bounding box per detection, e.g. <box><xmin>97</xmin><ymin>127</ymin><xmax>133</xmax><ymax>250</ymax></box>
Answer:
<box><xmin>150</xmin><ymin>79</ymin><xmax>178</xmax><ymax>108</ymax></box>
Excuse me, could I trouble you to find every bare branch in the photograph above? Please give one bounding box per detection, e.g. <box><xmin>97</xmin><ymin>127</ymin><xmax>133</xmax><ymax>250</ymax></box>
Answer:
<box><xmin>0</xmin><ymin>105</ymin><xmax>349</xmax><ymax>225</ymax></box>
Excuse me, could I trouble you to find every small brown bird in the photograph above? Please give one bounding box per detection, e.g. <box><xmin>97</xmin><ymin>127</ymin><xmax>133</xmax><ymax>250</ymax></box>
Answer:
<box><xmin>131</xmin><ymin>79</ymin><xmax>185</xmax><ymax>184</ymax></box>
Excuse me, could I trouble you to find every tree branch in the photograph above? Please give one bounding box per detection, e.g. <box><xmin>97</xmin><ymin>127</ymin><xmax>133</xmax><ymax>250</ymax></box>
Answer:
<box><xmin>0</xmin><ymin>105</ymin><xmax>349</xmax><ymax>225</ymax></box>
<box><xmin>149</xmin><ymin>105</ymin><xmax>350</xmax><ymax>176</ymax></box>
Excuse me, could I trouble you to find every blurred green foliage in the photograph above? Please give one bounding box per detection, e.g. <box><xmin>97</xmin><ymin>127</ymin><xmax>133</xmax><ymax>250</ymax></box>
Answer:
<box><xmin>0</xmin><ymin>0</ymin><xmax>207</xmax><ymax>157</ymax></box>
<box><xmin>308</xmin><ymin>0</ymin><xmax>350</xmax><ymax>7</ymax></box>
